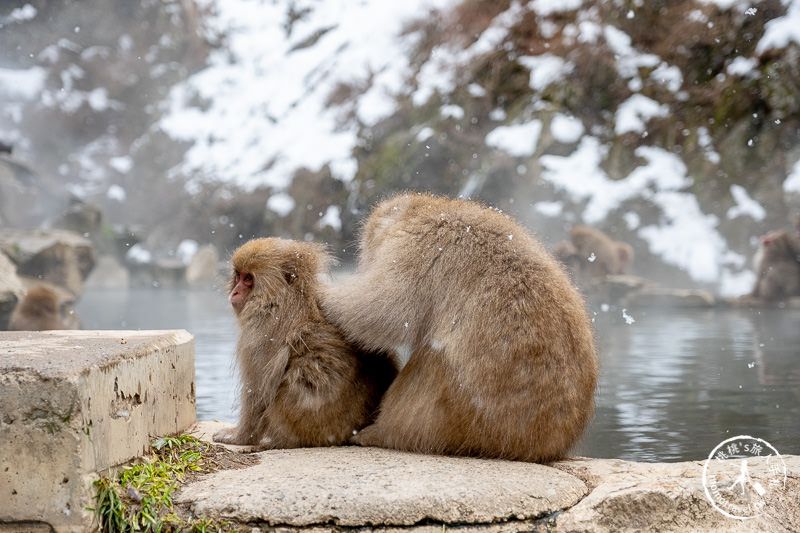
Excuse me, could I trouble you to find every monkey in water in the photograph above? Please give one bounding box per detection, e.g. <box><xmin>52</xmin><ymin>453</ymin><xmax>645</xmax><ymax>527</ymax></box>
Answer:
<box><xmin>749</xmin><ymin>229</ymin><xmax>800</xmax><ymax>300</ymax></box>
<box><xmin>320</xmin><ymin>192</ymin><xmax>598</xmax><ymax>463</ymax></box>
<box><xmin>551</xmin><ymin>241</ymin><xmax>582</xmax><ymax>278</ymax></box>
<box><xmin>214</xmin><ymin>238</ymin><xmax>396</xmax><ymax>449</ymax></box>
<box><xmin>8</xmin><ymin>287</ymin><xmax>68</xmax><ymax>331</ymax></box>
<box><xmin>569</xmin><ymin>225</ymin><xmax>633</xmax><ymax>280</ymax></box>
<box><xmin>613</xmin><ymin>241</ymin><xmax>634</xmax><ymax>275</ymax></box>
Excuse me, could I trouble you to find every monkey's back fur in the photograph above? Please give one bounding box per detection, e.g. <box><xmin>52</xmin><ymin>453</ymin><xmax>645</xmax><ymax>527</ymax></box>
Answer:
<box><xmin>216</xmin><ymin>238</ymin><xmax>395</xmax><ymax>449</ymax></box>
<box><xmin>321</xmin><ymin>193</ymin><xmax>599</xmax><ymax>463</ymax></box>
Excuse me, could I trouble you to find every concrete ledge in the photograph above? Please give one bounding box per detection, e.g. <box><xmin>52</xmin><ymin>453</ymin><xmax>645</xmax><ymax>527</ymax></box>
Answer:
<box><xmin>0</xmin><ymin>330</ymin><xmax>196</xmax><ymax>532</ymax></box>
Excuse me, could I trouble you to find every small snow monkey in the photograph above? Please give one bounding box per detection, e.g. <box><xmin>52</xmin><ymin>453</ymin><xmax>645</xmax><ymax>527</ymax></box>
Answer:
<box><xmin>214</xmin><ymin>238</ymin><xmax>396</xmax><ymax>449</ymax></box>
<box><xmin>320</xmin><ymin>192</ymin><xmax>599</xmax><ymax>463</ymax></box>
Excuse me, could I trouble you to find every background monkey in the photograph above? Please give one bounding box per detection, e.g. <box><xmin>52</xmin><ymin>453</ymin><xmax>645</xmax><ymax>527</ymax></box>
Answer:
<box><xmin>569</xmin><ymin>225</ymin><xmax>633</xmax><ymax>280</ymax></box>
<box><xmin>8</xmin><ymin>286</ymin><xmax>68</xmax><ymax>331</ymax></box>
<box><xmin>320</xmin><ymin>192</ymin><xmax>598</xmax><ymax>463</ymax></box>
<box><xmin>749</xmin><ymin>229</ymin><xmax>800</xmax><ymax>300</ymax></box>
<box><xmin>613</xmin><ymin>241</ymin><xmax>634</xmax><ymax>275</ymax></box>
<box><xmin>551</xmin><ymin>241</ymin><xmax>581</xmax><ymax>279</ymax></box>
<box><xmin>214</xmin><ymin>238</ymin><xmax>396</xmax><ymax>449</ymax></box>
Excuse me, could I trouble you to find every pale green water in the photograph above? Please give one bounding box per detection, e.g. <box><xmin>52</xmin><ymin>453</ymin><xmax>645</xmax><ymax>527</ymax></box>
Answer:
<box><xmin>77</xmin><ymin>289</ymin><xmax>800</xmax><ymax>462</ymax></box>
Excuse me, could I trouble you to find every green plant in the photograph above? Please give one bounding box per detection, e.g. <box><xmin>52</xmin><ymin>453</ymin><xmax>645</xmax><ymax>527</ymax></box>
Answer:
<box><xmin>93</xmin><ymin>477</ymin><xmax>126</xmax><ymax>533</ymax></box>
<box><xmin>89</xmin><ymin>435</ymin><xmax>231</xmax><ymax>532</ymax></box>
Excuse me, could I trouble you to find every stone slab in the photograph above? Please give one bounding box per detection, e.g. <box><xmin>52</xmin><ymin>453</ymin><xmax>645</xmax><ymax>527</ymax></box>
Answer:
<box><xmin>184</xmin><ymin>422</ymin><xmax>800</xmax><ymax>532</ymax></box>
<box><xmin>0</xmin><ymin>329</ymin><xmax>196</xmax><ymax>532</ymax></box>
<box><xmin>554</xmin><ymin>456</ymin><xmax>800</xmax><ymax>532</ymax></box>
<box><xmin>180</xmin><ymin>421</ymin><xmax>587</xmax><ymax>527</ymax></box>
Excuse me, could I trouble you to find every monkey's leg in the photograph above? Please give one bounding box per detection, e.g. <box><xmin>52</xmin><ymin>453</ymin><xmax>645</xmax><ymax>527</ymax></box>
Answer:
<box><xmin>212</xmin><ymin>379</ymin><xmax>267</xmax><ymax>445</ymax></box>
<box><xmin>352</xmin><ymin>345</ymin><xmax>469</xmax><ymax>455</ymax></box>
<box><xmin>213</xmin><ymin>422</ymin><xmax>261</xmax><ymax>445</ymax></box>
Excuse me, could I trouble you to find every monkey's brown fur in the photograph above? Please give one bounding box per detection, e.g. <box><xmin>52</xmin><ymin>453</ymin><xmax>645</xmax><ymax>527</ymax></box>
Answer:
<box><xmin>8</xmin><ymin>287</ymin><xmax>68</xmax><ymax>331</ymax></box>
<box><xmin>570</xmin><ymin>225</ymin><xmax>633</xmax><ymax>280</ymax></box>
<box><xmin>750</xmin><ymin>230</ymin><xmax>800</xmax><ymax>300</ymax></box>
<box><xmin>320</xmin><ymin>193</ymin><xmax>598</xmax><ymax>463</ymax></box>
<box><xmin>213</xmin><ymin>238</ymin><xmax>396</xmax><ymax>449</ymax></box>
<box><xmin>551</xmin><ymin>241</ymin><xmax>581</xmax><ymax>278</ymax></box>
<box><xmin>614</xmin><ymin>241</ymin><xmax>634</xmax><ymax>275</ymax></box>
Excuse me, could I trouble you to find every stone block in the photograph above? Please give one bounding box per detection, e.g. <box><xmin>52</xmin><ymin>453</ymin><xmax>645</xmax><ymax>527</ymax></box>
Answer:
<box><xmin>0</xmin><ymin>329</ymin><xmax>195</xmax><ymax>532</ymax></box>
<box><xmin>0</xmin><ymin>230</ymin><xmax>96</xmax><ymax>298</ymax></box>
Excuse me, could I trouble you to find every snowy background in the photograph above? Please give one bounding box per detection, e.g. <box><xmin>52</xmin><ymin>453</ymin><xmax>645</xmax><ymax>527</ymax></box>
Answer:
<box><xmin>2</xmin><ymin>0</ymin><xmax>800</xmax><ymax>295</ymax></box>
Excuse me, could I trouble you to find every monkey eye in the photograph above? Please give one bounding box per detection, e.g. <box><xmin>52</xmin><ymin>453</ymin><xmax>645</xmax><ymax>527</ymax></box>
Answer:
<box><xmin>235</xmin><ymin>271</ymin><xmax>254</xmax><ymax>286</ymax></box>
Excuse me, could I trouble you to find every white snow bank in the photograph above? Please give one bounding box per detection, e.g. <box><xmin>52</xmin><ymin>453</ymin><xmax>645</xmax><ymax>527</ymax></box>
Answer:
<box><xmin>541</xmin><ymin>138</ymin><xmax>747</xmax><ymax>288</ymax></box>
<box><xmin>726</xmin><ymin>57</ymin><xmax>758</xmax><ymax>77</ymax></box>
<box><xmin>412</xmin><ymin>2</ymin><xmax>526</xmax><ymax>107</ymax></box>
<box><xmin>697</xmin><ymin>0</ymin><xmax>752</xmax><ymax>10</ymax></box>
<box><xmin>107</xmin><ymin>184</ymin><xmax>126</xmax><ymax>202</ymax></box>
<box><xmin>318</xmin><ymin>205</ymin><xmax>342</xmax><ymax>231</ymax></box>
<box><xmin>162</xmin><ymin>0</ymin><xmax>457</xmax><ymax>191</ymax></box>
<box><xmin>784</xmin><ymin>157</ymin><xmax>800</xmax><ymax>193</ymax></box>
<box><xmin>756</xmin><ymin>0</ymin><xmax>800</xmax><ymax>53</ymax></box>
<box><xmin>727</xmin><ymin>184</ymin><xmax>766</xmax><ymax>221</ymax></box>
<box><xmin>0</xmin><ymin>66</ymin><xmax>46</xmax><ymax>99</ymax></box>
<box><xmin>518</xmin><ymin>54</ymin><xmax>573</xmax><ymax>92</ymax></box>
<box><xmin>267</xmin><ymin>192</ymin><xmax>296</xmax><ymax>217</ymax></box>
<box><xmin>126</xmin><ymin>244</ymin><xmax>152</xmax><ymax>264</ymax></box>
<box><xmin>530</xmin><ymin>0</ymin><xmax>586</xmax><ymax>16</ymax></box>
<box><xmin>615</xmin><ymin>95</ymin><xmax>669</xmax><ymax>135</ymax></box>
<box><xmin>486</xmin><ymin>121</ymin><xmax>542</xmax><ymax>157</ymax></box>
<box><xmin>6</xmin><ymin>4</ymin><xmax>37</xmax><ymax>23</ymax></box>
<box><xmin>551</xmin><ymin>114</ymin><xmax>584</xmax><ymax>144</ymax></box>
<box><xmin>604</xmin><ymin>25</ymin><xmax>682</xmax><ymax>93</ymax></box>
<box><xmin>176</xmin><ymin>239</ymin><xmax>200</xmax><ymax>264</ymax></box>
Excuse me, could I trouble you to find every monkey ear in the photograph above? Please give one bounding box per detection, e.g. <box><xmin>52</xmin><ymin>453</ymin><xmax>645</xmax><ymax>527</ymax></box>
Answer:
<box><xmin>281</xmin><ymin>260</ymin><xmax>299</xmax><ymax>285</ymax></box>
<box><xmin>281</xmin><ymin>246</ymin><xmax>322</xmax><ymax>288</ymax></box>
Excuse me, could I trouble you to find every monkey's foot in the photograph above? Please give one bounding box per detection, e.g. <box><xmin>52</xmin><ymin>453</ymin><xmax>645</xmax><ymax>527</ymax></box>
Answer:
<box><xmin>213</xmin><ymin>427</ymin><xmax>250</xmax><ymax>445</ymax></box>
<box><xmin>350</xmin><ymin>424</ymin><xmax>386</xmax><ymax>447</ymax></box>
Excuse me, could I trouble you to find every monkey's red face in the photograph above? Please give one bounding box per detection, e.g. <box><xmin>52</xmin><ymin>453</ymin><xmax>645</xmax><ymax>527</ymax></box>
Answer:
<box><xmin>230</xmin><ymin>270</ymin><xmax>254</xmax><ymax>314</ymax></box>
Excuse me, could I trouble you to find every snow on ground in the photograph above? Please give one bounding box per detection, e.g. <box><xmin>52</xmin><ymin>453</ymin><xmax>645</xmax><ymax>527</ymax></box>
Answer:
<box><xmin>0</xmin><ymin>66</ymin><xmax>46</xmax><ymax>99</ymax></box>
<box><xmin>615</xmin><ymin>95</ymin><xmax>670</xmax><ymax>136</ymax></box>
<box><xmin>784</xmin><ymin>157</ymin><xmax>800</xmax><ymax>193</ymax></box>
<box><xmin>539</xmin><ymin>137</ymin><xmax>753</xmax><ymax>294</ymax></box>
<box><xmin>603</xmin><ymin>25</ymin><xmax>678</xmax><ymax>93</ymax></box>
<box><xmin>0</xmin><ymin>66</ymin><xmax>47</xmax><ymax>138</ymax></box>
<box><xmin>412</xmin><ymin>2</ymin><xmax>527</xmax><ymax>107</ymax></box>
<box><xmin>550</xmin><ymin>114</ymin><xmax>584</xmax><ymax>144</ymax></box>
<box><xmin>176</xmin><ymin>239</ymin><xmax>200</xmax><ymax>263</ymax></box>
<box><xmin>121</xmin><ymin>0</ymin><xmax>800</xmax><ymax>293</ymax></box>
<box><xmin>161</xmin><ymin>0</ymin><xmax>457</xmax><ymax>191</ymax></box>
<box><xmin>486</xmin><ymin>121</ymin><xmax>542</xmax><ymax>157</ymax></box>
<box><xmin>318</xmin><ymin>205</ymin><xmax>342</xmax><ymax>231</ymax></box>
<box><xmin>756</xmin><ymin>0</ymin><xmax>800</xmax><ymax>52</ymax></box>
<box><xmin>727</xmin><ymin>185</ymin><xmax>766</xmax><ymax>221</ymax></box>
<box><xmin>518</xmin><ymin>54</ymin><xmax>574</xmax><ymax>92</ymax></box>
